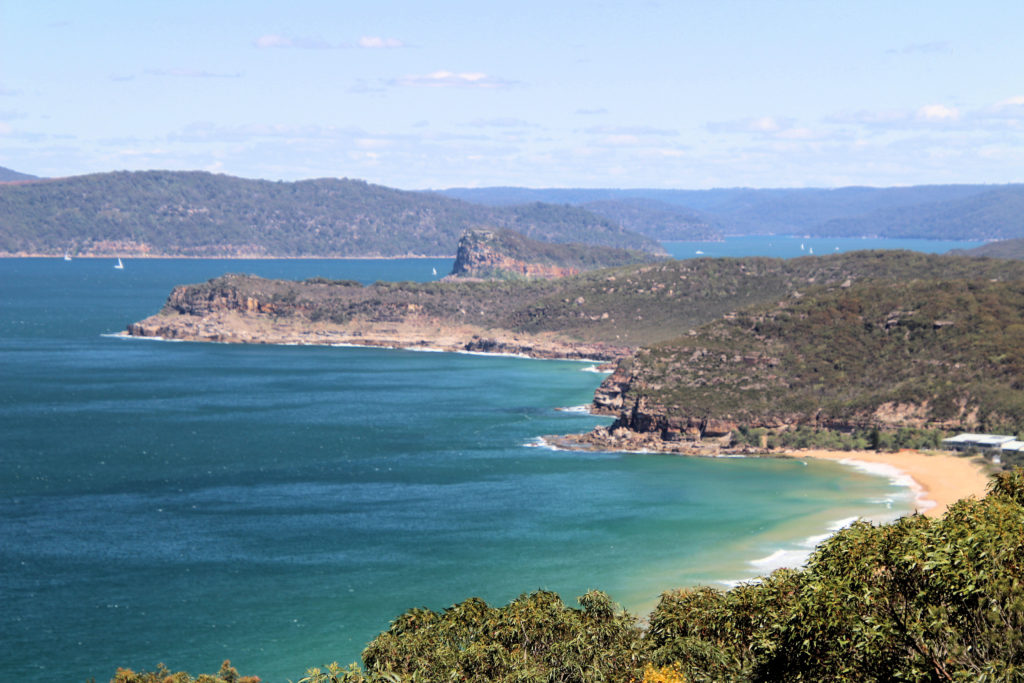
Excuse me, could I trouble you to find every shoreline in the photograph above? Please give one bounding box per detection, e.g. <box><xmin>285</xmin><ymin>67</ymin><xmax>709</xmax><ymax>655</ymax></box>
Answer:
<box><xmin>1</xmin><ymin>253</ymin><xmax>454</xmax><ymax>260</ymax></box>
<box><xmin>792</xmin><ymin>448</ymin><xmax>992</xmax><ymax>517</ymax></box>
<box><xmin>122</xmin><ymin>310</ymin><xmax>633</xmax><ymax>362</ymax></box>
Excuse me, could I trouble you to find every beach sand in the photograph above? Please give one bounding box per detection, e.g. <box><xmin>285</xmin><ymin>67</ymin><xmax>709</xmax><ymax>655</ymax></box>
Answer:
<box><xmin>795</xmin><ymin>449</ymin><xmax>993</xmax><ymax>517</ymax></box>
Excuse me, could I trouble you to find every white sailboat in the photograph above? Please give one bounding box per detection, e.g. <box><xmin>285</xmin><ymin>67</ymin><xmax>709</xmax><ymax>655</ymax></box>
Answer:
<box><xmin>114</xmin><ymin>257</ymin><xmax>124</xmax><ymax>270</ymax></box>
<box><xmin>63</xmin><ymin>251</ymin><xmax>72</xmax><ymax>261</ymax></box>
<box><xmin>432</xmin><ymin>267</ymin><xmax>438</xmax><ymax>276</ymax></box>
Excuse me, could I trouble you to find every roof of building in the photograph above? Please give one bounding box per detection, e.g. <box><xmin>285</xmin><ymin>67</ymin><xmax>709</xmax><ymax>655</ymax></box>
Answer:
<box><xmin>942</xmin><ymin>433</ymin><xmax>1016</xmax><ymax>447</ymax></box>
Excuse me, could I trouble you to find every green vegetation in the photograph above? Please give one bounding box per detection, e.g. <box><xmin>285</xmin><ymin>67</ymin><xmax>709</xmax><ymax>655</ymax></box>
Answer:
<box><xmin>0</xmin><ymin>171</ymin><xmax>661</xmax><ymax>257</ymax></box>
<box><xmin>617</xmin><ymin>274</ymin><xmax>1024</xmax><ymax>434</ymax></box>
<box><xmin>107</xmin><ymin>660</ymin><xmax>258</xmax><ymax>683</ymax></box>
<box><xmin>116</xmin><ymin>470</ymin><xmax>1024</xmax><ymax>681</ymax></box>
<box><xmin>170</xmin><ymin>250</ymin><xmax>1024</xmax><ymax>348</ymax></box>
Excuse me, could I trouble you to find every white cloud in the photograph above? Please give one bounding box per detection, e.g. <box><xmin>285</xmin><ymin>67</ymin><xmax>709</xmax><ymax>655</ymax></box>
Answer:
<box><xmin>393</xmin><ymin>71</ymin><xmax>514</xmax><ymax>88</ymax></box>
<box><xmin>255</xmin><ymin>34</ymin><xmax>292</xmax><ymax>48</ymax></box>
<box><xmin>996</xmin><ymin>95</ymin><xmax>1024</xmax><ymax>108</ymax></box>
<box><xmin>916</xmin><ymin>104</ymin><xmax>960</xmax><ymax>122</ymax></box>
<box><xmin>467</xmin><ymin>118</ymin><xmax>536</xmax><ymax>128</ymax></box>
<box><xmin>886</xmin><ymin>41</ymin><xmax>953</xmax><ymax>55</ymax></box>
<box><xmin>145</xmin><ymin>68</ymin><xmax>241</xmax><ymax>79</ymax></box>
<box><xmin>168</xmin><ymin>121</ymin><xmax>366</xmax><ymax>143</ymax></box>
<box><xmin>358</xmin><ymin>36</ymin><xmax>404</xmax><ymax>49</ymax></box>
<box><xmin>584</xmin><ymin>125</ymin><xmax>677</xmax><ymax>136</ymax></box>
<box><xmin>254</xmin><ymin>34</ymin><xmax>336</xmax><ymax>49</ymax></box>
<box><xmin>706</xmin><ymin>116</ymin><xmax>797</xmax><ymax>135</ymax></box>
<box><xmin>0</xmin><ymin>122</ymin><xmax>12</xmax><ymax>135</ymax></box>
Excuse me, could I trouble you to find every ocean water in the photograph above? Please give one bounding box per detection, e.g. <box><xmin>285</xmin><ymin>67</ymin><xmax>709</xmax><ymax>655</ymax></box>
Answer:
<box><xmin>662</xmin><ymin>235</ymin><xmax>986</xmax><ymax>260</ymax></box>
<box><xmin>0</xmin><ymin>246</ymin><xmax>966</xmax><ymax>681</ymax></box>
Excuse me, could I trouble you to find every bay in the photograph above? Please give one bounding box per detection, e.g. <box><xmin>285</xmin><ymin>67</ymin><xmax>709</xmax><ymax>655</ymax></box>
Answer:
<box><xmin>0</xmin><ymin>242</ymin><xmax>972</xmax><ymax>681</ymax></box>
<box><xmin>662</xmin><ymin>234</ymin><xmax>986</xmax><ymax>259</ymax></box>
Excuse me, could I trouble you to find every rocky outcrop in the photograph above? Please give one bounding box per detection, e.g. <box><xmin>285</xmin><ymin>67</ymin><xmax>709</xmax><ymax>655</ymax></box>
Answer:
<box><xmin>449</xmin><ymin>229</ymin><xmax>578</xmax><ymax>279</ymax></box>
<box><xmin>448</xmin><ymin>228</ymin><xmax>658</xmax><ymax>279</ymax></box>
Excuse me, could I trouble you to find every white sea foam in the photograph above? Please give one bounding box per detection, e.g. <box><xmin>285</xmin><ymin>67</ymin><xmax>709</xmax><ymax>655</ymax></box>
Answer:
<box><xmin>834</xmin><ymin>458</ymin><xmax>935</xmax><ymax>513</ymax></box>
<box><xmin>523</xmin><ymin>436</ymin><xmax>567</xmax><ymax>451</ymax></box>
<box><xmin>749</xmin><ymin>548</ymin><xmax>813</xmax><ymax>572</ymax></box>
<box><xmin>105</xmin><ymin>333</ymin><xmax>186</xmax><ymax>342</ymax></box>
<box><xmin>739</xmin><ymin>514</ymin><xmax>864</xmax><ymax>582</ymax></box>
<box><xmin>456</xmin><ymin>349</ymin><xmax>534</xmax><ymax>359</ymax></box>
<box><xmin>555</xmin><ymin>405</ymin><xmax>593</xmax><ymax>414</ymax></box>
<box><xmin>581</xmin><ymin>364</ymin><xmax>613</xmax><ymax>374</ymax></box>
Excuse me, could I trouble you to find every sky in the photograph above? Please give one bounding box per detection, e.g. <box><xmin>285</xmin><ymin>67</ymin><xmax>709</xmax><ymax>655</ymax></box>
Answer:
<box><xmin>1</xmin><ymin>0</ymin><xmax>1023</xmax><ymax>189</ymax></box>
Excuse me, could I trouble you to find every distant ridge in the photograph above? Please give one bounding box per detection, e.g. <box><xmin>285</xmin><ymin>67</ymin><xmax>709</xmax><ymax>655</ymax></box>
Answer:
<box><xmin>0</xmin><ymin>170</ymin><xmax>662</xmax><ymax>257</ymax></box>
<box><xmin>955</xmin><ymin>238</ymin><xmax>1024</xmax><ymax>259</ymax></box>
<box><xmin>0</xmin><ymin>165</ymin><xmax>40</xmax><ymax>182</ymax></box>
<box><xmin>438</xmin><ymin>184</ymin><xmax>1024</xmax><ymax>240</ymax></box>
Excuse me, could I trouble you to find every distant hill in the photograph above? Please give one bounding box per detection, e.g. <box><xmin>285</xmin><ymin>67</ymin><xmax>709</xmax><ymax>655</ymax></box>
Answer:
<box><xmin>0</xmin><ymin>170</ymin><xmax>663</xmax><ymax>257</ymax></box>
<box><xmin>438</xmin><ymin>185</ymin><xmax>1022</xmax><ymax>239</ymax></box>
<box><xmin>0</xmin><ymin>166</ymin><xmax>39</xmax><ymax>182</ymax></box>
<box><xmin>448</xmin><ymin>228</ymin><xmax>661</xmax><ymax>279</ymax></box>
<box><xmin>955</xmin><ymin>239</ymin><xmax>1024</xmax><ymax>259</ymax></box>
<box><xmin>581</xmin><ymin>198</ymin><xmax>723</xmax><ymax>240</ymax></box>
<box><xmin>816</xmin><ymin>185</ymin><xmax>1024</xmax><ymax>240</ymax></box>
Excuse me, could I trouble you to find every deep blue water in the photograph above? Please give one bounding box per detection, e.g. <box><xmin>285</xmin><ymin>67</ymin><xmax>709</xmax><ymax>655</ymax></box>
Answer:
<box><xmin>0</xmin><ymin>245</ymin><xmax>967</xmax><ymax>681</ymax></box>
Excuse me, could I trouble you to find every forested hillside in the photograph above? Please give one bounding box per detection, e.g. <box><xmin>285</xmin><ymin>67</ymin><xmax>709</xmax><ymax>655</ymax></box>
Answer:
<box><xmin>0</xmin><ymin>170</ymin><xmax>661</xmax><ymax>257</ymax></box>
<box><xmin>581</xmin><ymin>198</ymin><xmax>723</xmax><ymax>240</ymax></box>
<box><xmin>606</xmin><ymin>275</ymin><xmax>1024</xmax><ymax>439</ymax></box>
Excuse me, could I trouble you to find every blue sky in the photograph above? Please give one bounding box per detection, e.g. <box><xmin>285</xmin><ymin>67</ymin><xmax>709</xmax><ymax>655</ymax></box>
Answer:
<box><xmin>2</xmin><ymin>0</ymin><xmax>1023</xmax><ymax>189</ymax></box>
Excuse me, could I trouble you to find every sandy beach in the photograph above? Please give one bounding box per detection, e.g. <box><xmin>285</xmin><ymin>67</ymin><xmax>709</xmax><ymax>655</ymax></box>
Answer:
<box><xmin>795</xmin><ymin>449</ymin><xmax>993</xmax><ymax>517</ymax></box>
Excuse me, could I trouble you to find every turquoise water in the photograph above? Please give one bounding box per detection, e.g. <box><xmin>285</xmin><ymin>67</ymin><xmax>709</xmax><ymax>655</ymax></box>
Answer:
<box><xmin>0</xmin><ymin>248</ymin><xmax>961</xmax><ymax>681</ymax></box>
<box><xmin>662</xmin><ymin>235</ymin><xmax>986</xmax><ymax>260</ymax></box>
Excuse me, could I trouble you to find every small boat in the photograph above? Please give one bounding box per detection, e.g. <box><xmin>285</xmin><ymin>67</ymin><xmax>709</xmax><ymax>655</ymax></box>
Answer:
<box><xmin>695</xmin><ymin>250</ymin><xmax>704</xmax><ymax>255</ymax></box>
<box><xmin>808</xmin><ymin>247</ymin><xmax>814</xmax><ymax>255</ymax></box>
<box><xmin>63</xmin><ymin>251</ymin><xmax>72</xmax><ymax>261</ymax></box>
<box><xmin>432</xmin><ymin>267</ymin><xmax>438</xmax><ymax>276</ymax></box>
<box><xmin>114</xmin><ymin>258</ymin><xmax>124</xmax><ymax>270</ymax></box>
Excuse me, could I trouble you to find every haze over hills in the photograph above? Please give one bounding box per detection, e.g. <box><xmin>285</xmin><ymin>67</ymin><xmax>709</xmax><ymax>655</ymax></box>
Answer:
<box><xmin>0</xmin><ymin>170</ymin><xmax>663</xmax><ymax>258</ymax></box>
<box><xmin>439</xmin><ymin>184</ymin><xmax>1024</xmax><ymax>239</ymax></box>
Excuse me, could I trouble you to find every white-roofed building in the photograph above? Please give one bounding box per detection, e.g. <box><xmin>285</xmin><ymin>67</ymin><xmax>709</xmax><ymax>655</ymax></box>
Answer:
<box><xmin>942</xmin><ymin>433</ymin><xmax>1016</xmax><ymax>452</ymax></box>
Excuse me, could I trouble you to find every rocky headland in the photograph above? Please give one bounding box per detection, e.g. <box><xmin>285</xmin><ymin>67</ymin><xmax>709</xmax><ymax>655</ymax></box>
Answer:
<box><xmin>125</xmin><ymin>251</ymin><xmax>1024</xmax><ymax>456</ymax></box>
<box><xmin>124</xmin><ymin>273</ymin><xmax>632</xmax><ymax>361</ymax></box>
